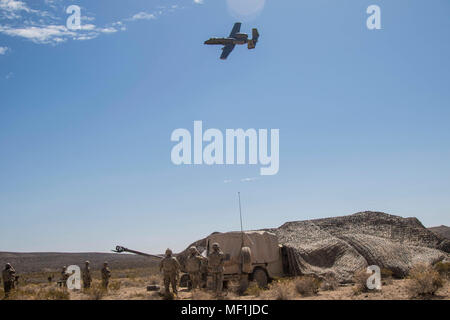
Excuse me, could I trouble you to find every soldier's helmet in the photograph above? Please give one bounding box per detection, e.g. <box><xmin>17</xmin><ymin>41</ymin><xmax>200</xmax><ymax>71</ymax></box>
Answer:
<box><xmin>212</xmin><ymin>243</ymin><xmax>220</xmax><ymax>250</ymax></box>
<box><xmin>85</xmin><ymin>261</ymin><xmax>90</xmax><ymax>265</ymax></box>
<box><xmin>103</xmin><ymin>262</ymin><xmax>108</xmax><ymax>266</ymax></box>
<box><xmin>165</xmin><ymin>248</ymin><xmax>173</xmax><ymax>256</ymax></box>
<box><xmin>5</xmin><ymin>263</ymin><xmax>11</xmax><ymax>269</ymax></box>
<box><xmin>189</xmin><ymin>246</ymin><xmax>197</xmax><ymax>254</ymax></box>
<box><xmin>62</xmin><ymin>266</ymin><xmax>67</xmax><ymax>270</ymax></box>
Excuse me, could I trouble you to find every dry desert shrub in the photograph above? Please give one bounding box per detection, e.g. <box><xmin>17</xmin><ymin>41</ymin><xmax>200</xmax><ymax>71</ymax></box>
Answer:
<box><xmin>120</xmin><ymin>279</ymin><xmax>137</xmax><ymax>287</ymax></box>
<box><xmin>320</xmin><ymin>274</ymin><xmax>339</xmax><ymax>291</ymax></box>
<box><xmin>6</xmin><ymin>286</ymin><xmax>70</xmax><ymax>300</ymax></box>
<box><xmin>244</xmin><ymin>283</ymin><xmax>262</xmax><ymax>297</ymax></box>
<box><xmin>381</xmin><ymin>268</ymin><xmax>394</xmax><ymax>278</ymax></box>
<box><xmin>407</xmin><ymin>263</ymin><xmax>444</xmax><ymax>297</ymax></box>
<box><xmin>434</xmin><ymin>261</ymin><xmax>450</xmax><ymax>279</ymax></box>
<box><xmin>109</xmin><ymin>280</ymin><xmax>121</xmax><ymax>291</ymax></box>
<box><xmin>148</xmin><ymin>291</ymin><xmax>163</xmax><ymax>300</ymax></box>
<box><xmin>381</xmin><ymin>268</ymin><xmax>394</xmax><ymax>285</ymax></box>
<box><xmin>37</xmin><ymin>287</ymin><xmax>71</xmax><ymax>300</ymax></box>
<box><xmin>89</xmin><ymin>288</ymin><xmax>106</xmax><ymax>300</ymax></box>
<box><xmin>267</xmin><ymin>280</ymin><xmax>292</xmax><ymax>300</ymax></box>
<box><xmin>352</xmin><ymin>269</ymin><xmax>371</xmax><ymax>295</ymax></box>
<box><xmin>191</xmin><ymin>290</ymin><xmax>215</xmax><ymax>300</ymax></box>
<box><xmin>294</xmin><ymin>276</ymin><xmax>320</xmax><ymax>297</ymax></box>
<box><xmin>128</xmin><ymin>292</ymin><xmax>147</xmax><ymax>299</ymax></box>
<box><xmin>85</xmin><ymin>283</ymin><xmax>107</xmax><ymax>300</ymax></box>
<box><xmin>3</xmin><ymin>287</ymin><xmax>36</xmax><ymax>300</ymax></box>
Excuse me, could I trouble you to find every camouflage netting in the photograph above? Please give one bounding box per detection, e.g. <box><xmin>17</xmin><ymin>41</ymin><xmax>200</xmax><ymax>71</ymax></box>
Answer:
<box><xmin>181</xmin><ymin>211</ymin><xmax>449</xmax><ymax>283</ymax></box>
<box><xmin>274</xmin><ymin>211</ymin><xmax>449</xmax><ymax>282</ymax></box>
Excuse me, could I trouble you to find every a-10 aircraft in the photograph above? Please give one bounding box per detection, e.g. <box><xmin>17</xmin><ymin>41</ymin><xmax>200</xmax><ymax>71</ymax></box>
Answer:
<box><xmin>204</xmin><ymin>23</ymin><xmax>260</xmax><ymax>60</ymax></box>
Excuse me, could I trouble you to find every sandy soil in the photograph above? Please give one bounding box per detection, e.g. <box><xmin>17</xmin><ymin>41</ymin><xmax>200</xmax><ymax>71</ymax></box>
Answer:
<box><xmin>3</xmin><ymin>268</ymin><xmax>449</xmax><ymax>300</ymax></box>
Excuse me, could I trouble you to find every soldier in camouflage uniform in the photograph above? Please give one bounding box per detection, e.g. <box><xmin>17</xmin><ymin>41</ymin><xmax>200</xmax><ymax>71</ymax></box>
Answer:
<box><xmin>159</xmin><ymin>248</ymin><xmax>180</xmax><ymax>296</ymax></box>
<box><xmin>82</xmin><ymin>261</ymin><xmax>92</xmax><ymax>289</ymax></box>
<box><xmin>208</xmin><ymin>243</ymin><xmax>225</xmax><ymax>295</ymax></box>
<box><xmin>59</xmin><ymin>266</ymin><xmax>69</xmax><ymax>288</ymax></box>
<box><xmin>199</xmin><ymin>256</ymin><xmax>209</xmax><ymax>289</ymax></box>
<box><xmin>186</xmin><ymin>246</ymin><xmax>203</xmax><ymax>290</ymax></box>
<box><xmin>101</xmin><ymin>262</ymin><xmax>111</xmax><ymax>289</ymax></box>
<box><xmin>2</xmin><ymin>263</ymin><xmax>16</xmax><ymax>298</ymax></box>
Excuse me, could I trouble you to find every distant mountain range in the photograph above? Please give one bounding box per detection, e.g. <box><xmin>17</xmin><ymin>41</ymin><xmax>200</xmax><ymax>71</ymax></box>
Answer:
<box><xmin>0</xmin><ymin>252</ymin><xmax>159</xmax><ymax>274</ymax></box>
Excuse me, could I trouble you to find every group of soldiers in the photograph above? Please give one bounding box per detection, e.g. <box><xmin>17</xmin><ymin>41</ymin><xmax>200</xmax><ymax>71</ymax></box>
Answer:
<box><xmin>3</xmin><ymin>243</ymin><xmax>225</xmax><ymax>299</ymax></box>
<box><xmin>59</xmin><ymin>261</ymin><xmax>111</xmax><ymax>289</ymax></box>
<box><xmin>2</xmin><ymin>261</ymin><xmax>112</xmax><ymax>298</ymax></box>
<box><xmin>160</xmin><ymin>242</ymin><xmax>225</xmax><ymax>297</ymax></box>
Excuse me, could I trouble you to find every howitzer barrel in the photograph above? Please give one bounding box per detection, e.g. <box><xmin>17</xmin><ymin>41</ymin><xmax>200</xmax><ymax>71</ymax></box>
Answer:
<box><xmin>113</xmin><ymin>246</ymin><xmax>164</xmax><ymax>259</ymax></box>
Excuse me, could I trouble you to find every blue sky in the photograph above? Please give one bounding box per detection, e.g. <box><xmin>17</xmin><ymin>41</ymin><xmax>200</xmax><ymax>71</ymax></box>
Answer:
<box><xmin>1</xmin><ymin>0</ymin><xmax>449</xmax><ymax>253</ymax></box>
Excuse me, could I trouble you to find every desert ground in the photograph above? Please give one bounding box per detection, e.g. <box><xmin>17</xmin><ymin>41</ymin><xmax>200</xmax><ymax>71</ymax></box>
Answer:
<box><xmin>2</xmin><ymin>265</ymin><xmax>449</xmax><ymax>300</ymax></box>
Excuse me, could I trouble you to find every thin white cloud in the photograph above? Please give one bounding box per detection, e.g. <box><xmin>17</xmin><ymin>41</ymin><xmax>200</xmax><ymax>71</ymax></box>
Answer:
<box><xmin>130</xmin><ymin>12</ymin><xmax>156</xmax><ymax>21</ymax></box>
<box><xmin>0</xmin><ymin>0</ymin><xmax>30</xmax><ymax>13</ymax></box>
<box><xmin>194</xmin><ymin>0</ymin><xmax>204</xmax><ymax>4</ymax></box>
<box><xmin>0</xmin><ymin>24</ymin><xmax>117</xmax><ymax>44</ymax></box>
<box><xmin>0</xmin><ymin>46</ymin><xmax>9</xmax><ymax>54</ymax></box>
<box><xmin>0</xmin><ymin>1</ymin><xmax>184</xmax><ymax>45</ymax></box>
<box><xmin>224</xmin><ymin>177</ymin><xmax>261</xmax><ymax>183</ymax></box>
<box><xmin>0</xmin><ymin>0</ymin><xmax>41</xmax><ymax>19</ymax></box>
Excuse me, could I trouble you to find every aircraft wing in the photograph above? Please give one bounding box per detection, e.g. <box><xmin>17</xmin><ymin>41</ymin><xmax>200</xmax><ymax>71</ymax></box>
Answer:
<box><xmin>220</xmin><ymin>44</ymin><xmax>235</xmax><ymax>60</ymax></box>
<box><xmin>229</xmin><ymin>23</ymin><xmax>241</xmax><ymax>37</ymax></box>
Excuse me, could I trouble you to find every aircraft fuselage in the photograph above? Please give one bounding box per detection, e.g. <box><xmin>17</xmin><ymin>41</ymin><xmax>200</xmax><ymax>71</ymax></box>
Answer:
<box><xmin>204</xmin><ymin>33</ymin><xmax>249</xmax><ymax>46</ymax></box>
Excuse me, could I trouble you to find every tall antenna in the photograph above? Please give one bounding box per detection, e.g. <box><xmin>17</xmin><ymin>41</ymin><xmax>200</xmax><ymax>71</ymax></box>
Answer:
<box><xmin>238</xmin><ymin>192</ymin><xmax>243</xmax><ymax>233</ymax></box>
<box><xmin>238</xmin><ymin>192</ymin><xmax>244</xmax><ymax>249</ymax></box>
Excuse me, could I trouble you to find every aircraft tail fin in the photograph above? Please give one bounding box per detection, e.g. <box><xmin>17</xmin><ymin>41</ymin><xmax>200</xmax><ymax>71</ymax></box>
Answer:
<box><xmin>248</xmin><ymin>28</ymin><xmax>259</xmax><ymax>49</ymax></box>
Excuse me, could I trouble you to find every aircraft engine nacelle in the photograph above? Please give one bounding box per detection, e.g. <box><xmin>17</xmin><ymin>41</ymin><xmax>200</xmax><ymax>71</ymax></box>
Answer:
<box><xmin>234</xmin><ymin>33</ymin><xmax>248</xmax><ymax>41</ymax></box>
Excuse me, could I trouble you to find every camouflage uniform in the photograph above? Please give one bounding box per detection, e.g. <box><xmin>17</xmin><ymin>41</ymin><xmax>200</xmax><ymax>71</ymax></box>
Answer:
<box><xmin>60</xmin><ymin>266</ymin><xmax>69</xmax><ymax>288</ymax></box>
<box><xmin>2</xmin><ymin>263</ymin><xmax>16</xmax><ymax>298</ymax></box>
<box><xmin>186</xmin><ymin>247</ymin><xmax>203</xmax><ymax>290</ymax></box>
<box><xmin>101</xmin><ymin>262</ymin><xmax>111</xmax><ymax>289</ymax></box>
<box><xmin>159</xmin><ymin>249</ymin><xmax>180</xmax><ymax>295</ymax></box>
<box><xmin>82</xmin><ymin>261</ymin><xmax>92</xmax><ymax>289</ymax></box>
<box><xmin>200</xmin><ymin>256</ymin><xmax>209</xmax><ymax>289</ymax></box>
<box><xmin>208</xmin><ymin>243</ymin><xmax>225</xmax><ymax>294</ymax></box>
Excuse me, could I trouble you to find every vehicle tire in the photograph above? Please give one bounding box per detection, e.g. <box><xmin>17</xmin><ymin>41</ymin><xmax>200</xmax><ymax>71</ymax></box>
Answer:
<box><xmin>252</xmin><ymin>268</ymin><xmax>268</xmax><ymax>288</ymax></box>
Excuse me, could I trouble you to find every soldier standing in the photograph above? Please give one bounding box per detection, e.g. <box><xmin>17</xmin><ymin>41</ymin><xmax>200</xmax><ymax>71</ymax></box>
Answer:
<box><xmin>208</xmin><ymin>243</ymin><xmax>225</xmax><ymax>295</ymax></box>
<box><xmin>159</xmin><ymin>248</ymin><xmax>180</xmax><ymax>296</ymax></box>
<box><xmin>60</xmin><ymin>266</ymin><xmax>69</xmax><ymax>288</ymax></box>
<box><xmin>186</xmin><ymin>246</ymin><xmax>203</xmax><ymax>290</ymax></box>
<box><xmin>2</xmin><ymin>263</ymin><xmax>16</xmax><ymax>298</ymax></box>
<box><xmin>101</xmin><ymin>262</ymin><xmax>111</xmax><ymax>289</ymax></box>
<box><xmin>82</xmin><ymin>261</ymin><xmax>92</xmax><ymax>289</ymax></box>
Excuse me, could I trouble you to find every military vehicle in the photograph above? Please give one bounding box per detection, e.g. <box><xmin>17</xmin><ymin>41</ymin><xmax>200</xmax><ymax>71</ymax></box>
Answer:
<box><xmin>204</xmin><ymin>22</ymin><xmax>260</xmax><ymax>60</ymax></box>
<box><xmin>114</xmin><ymin>230</ymin><xmax>288</xmax><ymax>291</ymax></box>
<box><xmin>204</xmin><ymin>230</ymin><xmax>285</xmax><ymax>289</ymax></box>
